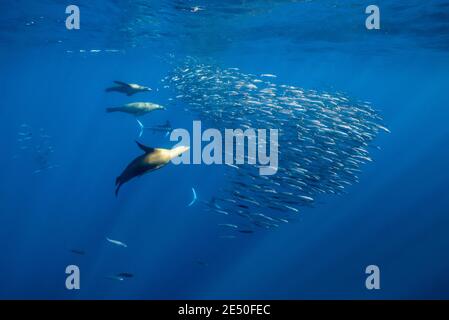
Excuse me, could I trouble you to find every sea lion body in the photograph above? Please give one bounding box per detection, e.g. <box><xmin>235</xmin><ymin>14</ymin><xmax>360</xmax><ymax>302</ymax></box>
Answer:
<box><xmin>106</xmin><ymin>81</ymin><xmax>152</xmax><ymax>96</ymax></box>
<box><xmin>106</xmin><ymin>102</ymin><xmax>164</xmax><ymax>116</ymax></box>
<box><xmin>115</xmin><ymin>142</ymin><xmax>189</xmax><ymax>196</ymax></box>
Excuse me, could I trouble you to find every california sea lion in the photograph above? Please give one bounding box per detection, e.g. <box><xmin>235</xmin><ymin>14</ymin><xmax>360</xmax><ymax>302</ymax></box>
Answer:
<box><xmin>106</xmin><ymin>81</ymin><xmax>152</xmax><ymax>96</ymax></box>
<box><xmin>106</xmin><ymin>102</ymin><xmax>164</xmax><ymax>116</ymax></box>
<box><xmin>115</xmin><ymin>141</ymin><xmax>189</xmax><ymax>196</ymax></box>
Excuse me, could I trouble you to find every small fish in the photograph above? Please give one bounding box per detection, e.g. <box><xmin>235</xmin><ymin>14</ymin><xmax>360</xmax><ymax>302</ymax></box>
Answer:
<box><xmin>70</xmin><ymin>249</ymin><xmax>85</xmax><ymax>255</ymax></box>
<box><xmin>187</xmin><ymin>187</ymin><xmax>197</xmax><ymax>206</ymax></box>
<box><xmin>218</xmin><ymin>223</ymin><xmax>238</xmax><ymax>229</ymax></box>
<box><xmin>260</xmin><ymin>74</ymin><xmax>277</xmax><ymax>78</ymax></box>
<box><xmin>196</xmin><ymin>260</ymin><xmax>208</xmax><ymax>267</ymax></box>
<box><xmin>191</xmin><ymin>6</ymin><xmax>204</xmax><ymax>13</ymax></box>
<box><xmin>215</xmin><ymin>209</ymin><xmax>229</xmax><ymax>215</ymax></box>
<box><xmin>238</xmin><ymin>230</ymin><xmax>254</xmax><ymax>234</ymax></box>
<box><xmin>106</xmin><ymin>276</ymin><xmax>124</xmax><ymax>281</ymax></box>
<box><xmin>117</xmin><ymin>272</ymin><xmax>133</xmax><ymax>278</ymax></box>
<box><xmin>299</xmin><ymin>196</ymin><xmax>314</xmax><ymax>202</ymax></box>
<box><xmin>284</xmin><ymin>205</ymin><xmax>299</xmax><ymax>213</ymax></box>
<box><xmin>219</xmin><ymin>235</ymin><xmax>237</xmax><ymax>239</ymax></box>
<box><xmin>106</xmin><ymin>237</ymin><xmax>128</xmax><ymax>248</ymax></box>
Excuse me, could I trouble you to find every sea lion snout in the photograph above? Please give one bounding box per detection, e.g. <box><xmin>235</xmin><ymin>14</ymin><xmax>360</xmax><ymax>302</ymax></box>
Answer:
<box><xmin>170</xmin><ymin>146</ymin><xmax>190</xmax><ymax>158</ymax></box>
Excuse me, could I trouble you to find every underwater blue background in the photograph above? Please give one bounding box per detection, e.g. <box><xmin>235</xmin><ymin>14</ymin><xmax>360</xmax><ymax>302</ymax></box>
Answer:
<box><xmin>1</xmin><ymin>0</ymin><xmax>449</xmax><ymax>299</ymax></box>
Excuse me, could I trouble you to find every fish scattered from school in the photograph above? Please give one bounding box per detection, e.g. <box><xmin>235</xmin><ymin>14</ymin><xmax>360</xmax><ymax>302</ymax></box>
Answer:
<box><xmin>106</xmin><ymin>237</ymin><xmax>128</xmax><ymax>248</ymax></box>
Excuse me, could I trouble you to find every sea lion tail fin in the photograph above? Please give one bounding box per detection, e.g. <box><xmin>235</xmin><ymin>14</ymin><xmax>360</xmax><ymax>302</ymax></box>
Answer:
<box><xmin>135</xmin><ymin>141</ymin><xmax>155</xmax><ymax>153</ymax></box>
<box><xmin>115</xmin><ymin>177</ymin><xmax>122</xmax><ymax>197</ymax></box>
<box><xmin>105</xmin><ymin>86</ymin><xmax>119</xmax><ymax>92</ymax></box>
<box><xmin>136</xmin><ymin>119</ymin><xmax>144</xmax><ymax>138</ymax></box>
<box><xmin>115</xmin><ymin>185</ymin><xmax>121</xmax><ymax>197</ymax></box>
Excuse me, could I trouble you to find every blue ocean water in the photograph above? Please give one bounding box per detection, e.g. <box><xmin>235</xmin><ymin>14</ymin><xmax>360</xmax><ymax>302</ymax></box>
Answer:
<box><xmin>1</xmin><ymin>0</ymin><xmax>449</xmax><ymax>299</ymax></box>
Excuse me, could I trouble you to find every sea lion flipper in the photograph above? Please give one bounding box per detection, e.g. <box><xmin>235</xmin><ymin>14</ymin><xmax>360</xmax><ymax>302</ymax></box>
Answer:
<box><xmin>115</xmin><ymin>184</ymin><xmax>122</xmax><ymax>197</ymax></box>
<box><xmin>115</xmin><ymin>176</ymin><xmax>122</xmax><ymax>197</ymax></box>
<box><xmin>135</xmin><ymin>141</ymin><xmax>155</xmax><ymax>153</ymax></box>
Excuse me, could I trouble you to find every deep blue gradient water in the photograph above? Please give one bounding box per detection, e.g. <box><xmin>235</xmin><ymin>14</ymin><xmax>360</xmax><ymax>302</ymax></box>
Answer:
<box><xmin>1</xmin><ymin>0</ymin><xmax>449</xmax><ymax>299</ymax></box>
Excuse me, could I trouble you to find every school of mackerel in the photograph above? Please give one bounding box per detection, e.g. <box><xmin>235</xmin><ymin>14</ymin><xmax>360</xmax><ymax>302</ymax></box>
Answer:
<box><xmin>165</xmin><ymin>59</ymin><xmax>389</xmax><ymax>231</ymax></box>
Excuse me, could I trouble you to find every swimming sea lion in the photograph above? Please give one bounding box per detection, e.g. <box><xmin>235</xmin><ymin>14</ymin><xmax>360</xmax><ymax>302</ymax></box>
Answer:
<box><xmin>106</xmin><ymin>102</ymin><xmax>164</xmax><ymax>116</ymax></box>
<box><xmin>106</xmin><ymin>81</ymin><xmax>152</xmax><ymax>96</ymax></box>
<box><xmin>115</xmin><ymin>141</ymin><xmax>189</xmax><ymax>196</ymax></box>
